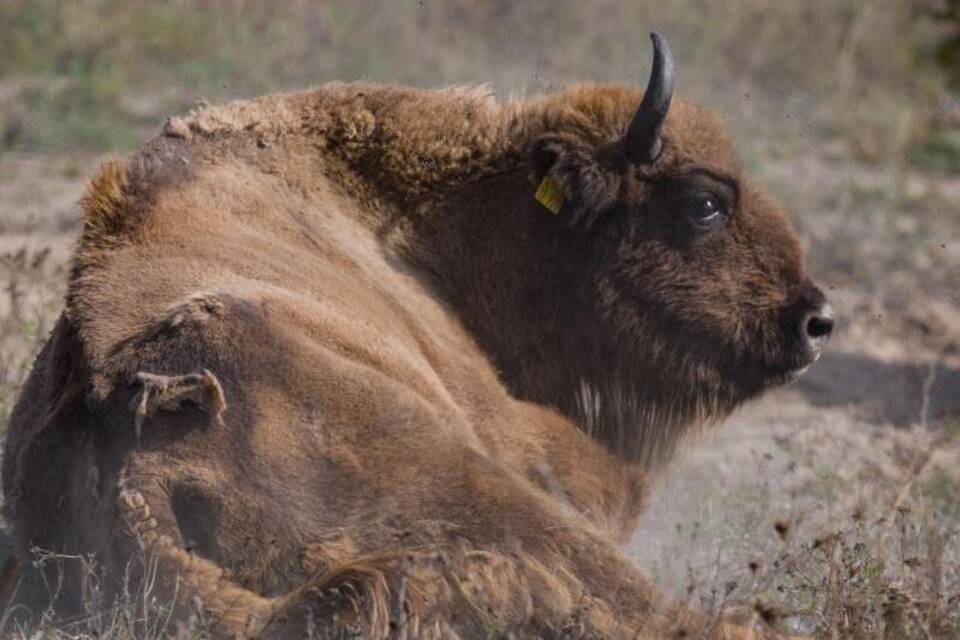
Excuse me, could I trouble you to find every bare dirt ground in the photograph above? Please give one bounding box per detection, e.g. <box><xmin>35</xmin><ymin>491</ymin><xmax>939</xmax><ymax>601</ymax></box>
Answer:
<box><xmin>0</xmin><ymin>134</ymin><xmax>958</xmax><ymax>636</ymax></box>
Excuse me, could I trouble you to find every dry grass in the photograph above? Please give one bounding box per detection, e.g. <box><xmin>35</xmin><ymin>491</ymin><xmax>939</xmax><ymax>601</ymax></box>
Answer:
<box><xmin>1</xmin><ymin>1</ymin><xmax>959</xmax><ymax>638</ymax></box>
<box><xmin>0</xmin><ymin>246</ymin><xmax>62</xmax><ymax>430</ymax></box>
<box><xmin>0</xmin><ymin>0</ymin><xmax>956</xmax><ymax>163</ymax></box>
<box><xmin>638</xmin><ymin>418</ymin><xmax>960</xmax><ymax>638</ymax></box>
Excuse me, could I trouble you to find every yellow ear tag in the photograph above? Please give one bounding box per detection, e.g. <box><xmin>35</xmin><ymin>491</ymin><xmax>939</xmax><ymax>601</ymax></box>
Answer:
<box><xmin>535</xmin><ymin>176</ymin><xmax>565</xmax><ymax>215</ymax></box>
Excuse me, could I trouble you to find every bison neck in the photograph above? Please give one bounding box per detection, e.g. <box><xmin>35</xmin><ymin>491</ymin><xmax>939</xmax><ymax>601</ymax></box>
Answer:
<box><xmin>393</xmin><ymin>173</ymin><xmax>724</xmax><ymax>469</ymax></box>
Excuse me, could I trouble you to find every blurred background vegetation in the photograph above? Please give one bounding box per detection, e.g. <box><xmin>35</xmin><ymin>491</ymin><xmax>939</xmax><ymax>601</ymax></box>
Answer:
<box><xmin>0</xmin><ymin>0</ymin><xmax>958</xmax><ymax>169</ymax></box>
<box><xmin>1</xmin><ymin>3</ymin><xmax>960</xmax><ymax>637</ymax></box>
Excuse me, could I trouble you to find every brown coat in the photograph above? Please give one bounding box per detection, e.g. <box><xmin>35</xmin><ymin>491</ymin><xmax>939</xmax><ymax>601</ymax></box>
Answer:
<box><xmin>3</xmin><ymin>82</ymin><xmax>823</xmax><ymax>638</ymax></box>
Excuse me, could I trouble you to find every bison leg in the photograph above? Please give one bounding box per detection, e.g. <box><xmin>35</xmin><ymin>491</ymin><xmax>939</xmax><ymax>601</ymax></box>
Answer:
<box><xmin>255</xmin><ymin>451</ymin><xmax>767</xmax><ymax>640</ymax></box>
<box><xmin>265</xmin><ymin>552</ymin><xmax>800</xmax><ymax>640</ymax></box>
<box><xmin>261</xmin><ymin>540</ymin><xmax>756</xmax><ymax>640</ymax></box>
<box><xmin>254</xmin><ymin>446</ymin><xmax>804</xmax><ymax>640</ymax></box>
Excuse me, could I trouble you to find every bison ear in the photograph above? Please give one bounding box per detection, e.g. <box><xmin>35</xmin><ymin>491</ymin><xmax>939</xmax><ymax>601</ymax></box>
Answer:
<box><xmin>529</xmin><ymin>133</ymin><xmax>622</xmax><ymax>231</ymax></box>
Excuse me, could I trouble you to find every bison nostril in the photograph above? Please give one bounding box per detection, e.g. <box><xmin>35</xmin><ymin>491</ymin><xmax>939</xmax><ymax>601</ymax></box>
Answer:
<box><xmin>805</xmin><ymin>304</ymin><xmax>835</xmax><ymax>341</ymax></box>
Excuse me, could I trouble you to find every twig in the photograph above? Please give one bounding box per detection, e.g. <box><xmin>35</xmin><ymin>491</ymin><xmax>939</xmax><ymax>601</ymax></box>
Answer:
<box><xmin>919</xmin><ymin>356</ymin><xmax>940</xmax><ymax>431</ymax></box>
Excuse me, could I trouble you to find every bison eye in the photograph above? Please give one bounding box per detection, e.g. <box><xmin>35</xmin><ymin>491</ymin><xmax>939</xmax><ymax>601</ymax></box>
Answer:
<box><xmin>685</xmin><ymin>193</ymin><xmax>726</xmax><ymax>228</ymax></box>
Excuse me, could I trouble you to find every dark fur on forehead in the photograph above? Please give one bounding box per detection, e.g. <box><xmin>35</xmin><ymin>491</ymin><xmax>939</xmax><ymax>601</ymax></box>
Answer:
<box><xmin>657</xmin><ymin>100</ymin><xmax>740</xmax><ymax>174</ymax></box>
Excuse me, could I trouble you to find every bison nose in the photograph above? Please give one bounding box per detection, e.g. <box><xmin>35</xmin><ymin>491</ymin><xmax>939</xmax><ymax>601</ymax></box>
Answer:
<box><xmin>803</xmin><ymin>303</ymin><xmax>834</xmax><ymax>354</ymax></box>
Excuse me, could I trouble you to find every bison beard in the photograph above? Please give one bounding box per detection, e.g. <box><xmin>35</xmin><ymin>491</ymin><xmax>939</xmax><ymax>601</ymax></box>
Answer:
<box><xmin>2</xmin><ymin>35</ymin><xmax>828</xmax><ymax>639</ymax></box>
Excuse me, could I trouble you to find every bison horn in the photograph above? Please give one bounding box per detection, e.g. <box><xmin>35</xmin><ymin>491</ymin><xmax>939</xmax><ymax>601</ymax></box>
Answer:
<box><xmin>624</xmin><ymin>32</ymin><xmax>674</xmax><ymax>164</ymax></box>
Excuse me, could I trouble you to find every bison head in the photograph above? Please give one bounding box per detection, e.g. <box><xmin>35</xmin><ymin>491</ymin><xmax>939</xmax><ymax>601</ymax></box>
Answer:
<box><xmin>519</xmin><ymin>34</ymin><xmax>832</xmax><ymax>461</ymax></box>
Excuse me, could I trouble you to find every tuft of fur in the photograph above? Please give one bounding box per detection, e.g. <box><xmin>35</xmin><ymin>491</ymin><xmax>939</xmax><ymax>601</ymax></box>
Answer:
<box><xmin>80</xmin><ymin>161</ymin><xmax>130</xmax><ymax>235</ymax></box>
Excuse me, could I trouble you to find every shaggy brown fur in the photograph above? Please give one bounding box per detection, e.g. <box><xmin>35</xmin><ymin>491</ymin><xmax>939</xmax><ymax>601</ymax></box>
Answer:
<box><xmin>3</xmin><ymin>81</ymin><xmax>826</xmax><ymax>638</ymax></box>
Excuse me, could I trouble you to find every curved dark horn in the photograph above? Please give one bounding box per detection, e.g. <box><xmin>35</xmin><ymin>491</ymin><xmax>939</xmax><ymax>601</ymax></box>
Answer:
<box><xmin>624</xmin><ymin>32</ymin><xmax>674</xmax><ymax>164</ymax></box>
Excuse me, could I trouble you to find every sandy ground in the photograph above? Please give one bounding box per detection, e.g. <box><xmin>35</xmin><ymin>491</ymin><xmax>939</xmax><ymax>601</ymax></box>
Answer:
<box><xmin>0</xmin><ymin>148</ymin><xmax>958</xmax><ymax>633</ymax></box>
